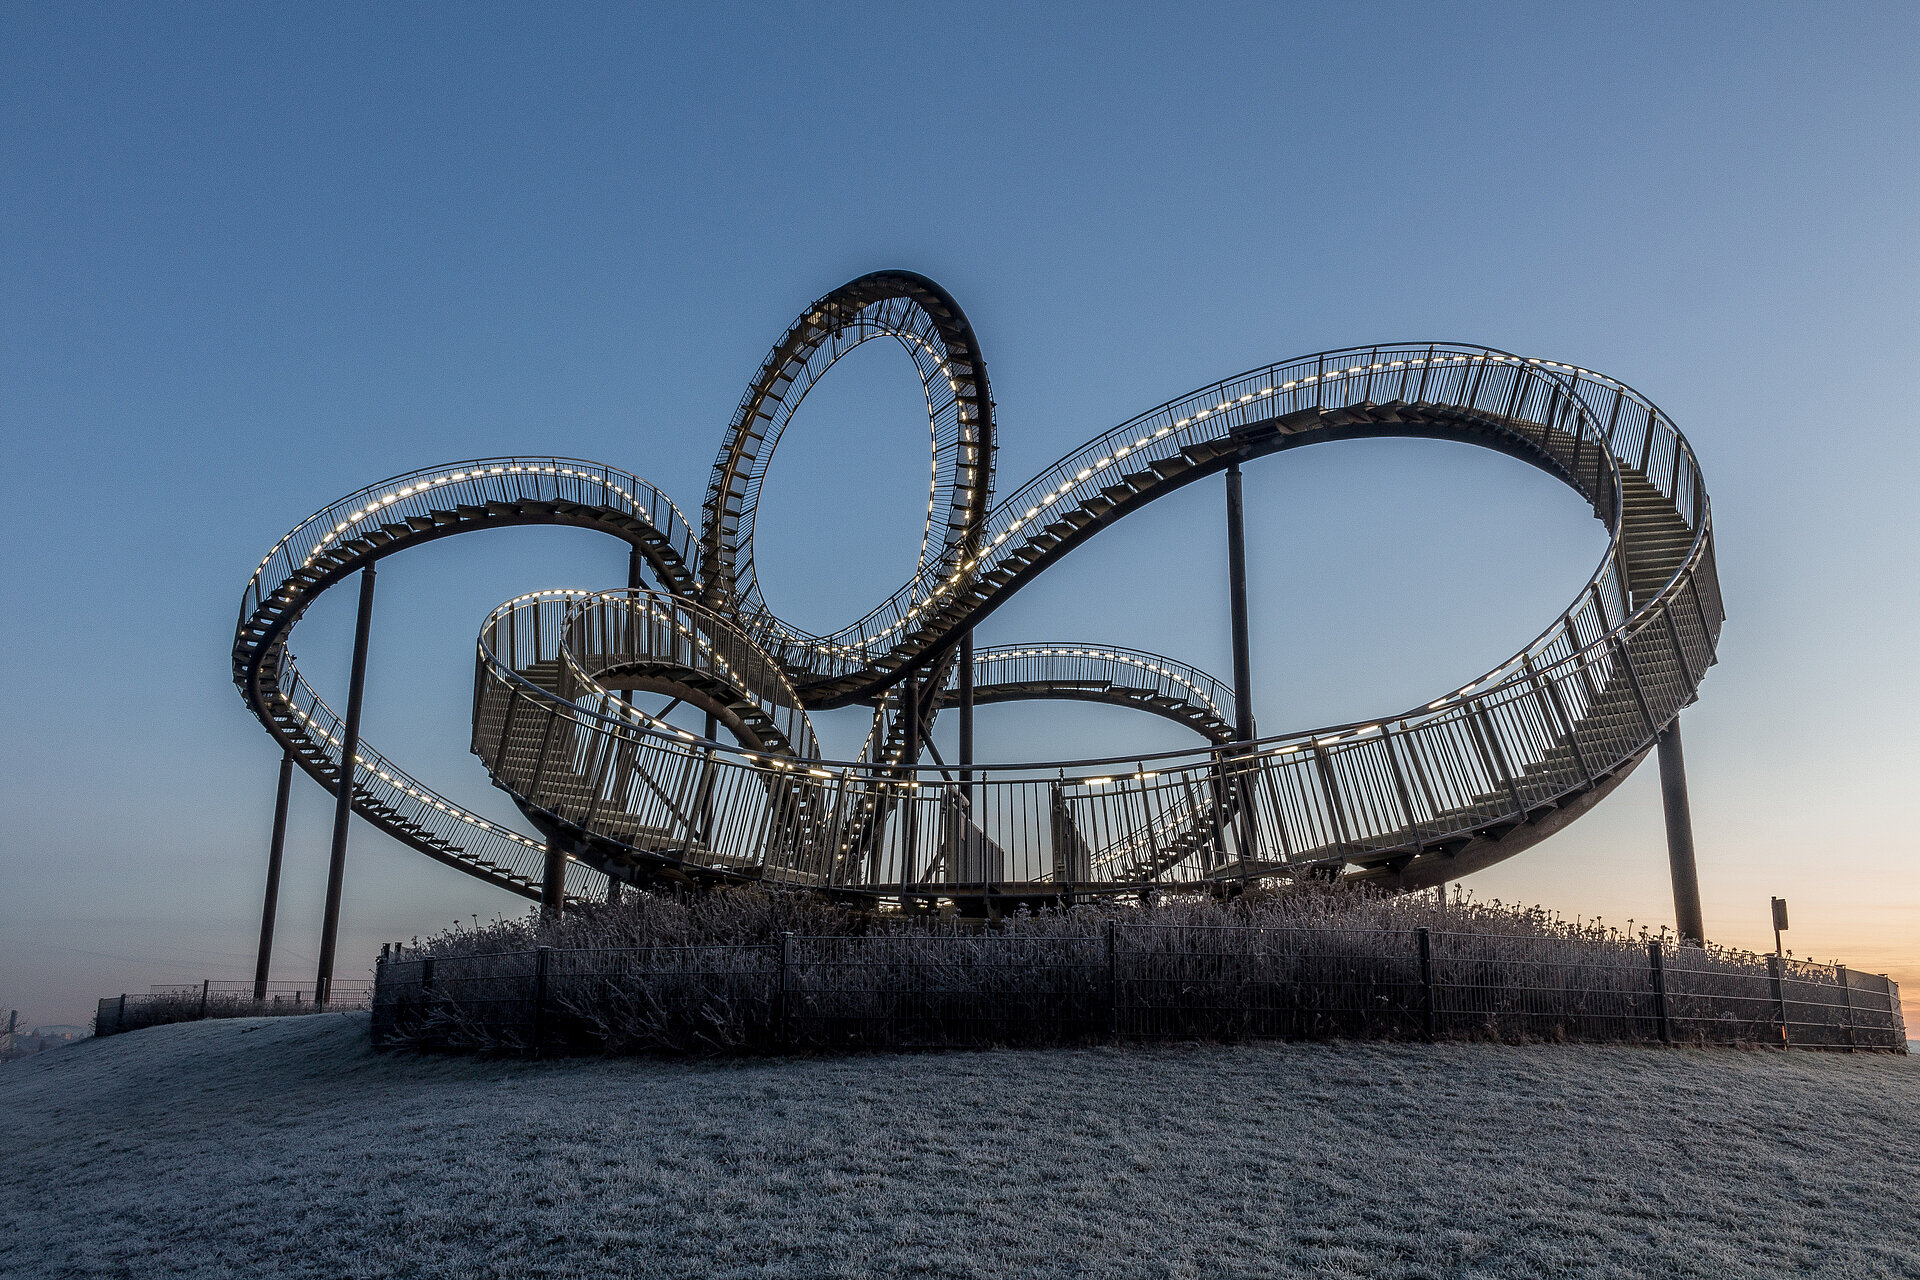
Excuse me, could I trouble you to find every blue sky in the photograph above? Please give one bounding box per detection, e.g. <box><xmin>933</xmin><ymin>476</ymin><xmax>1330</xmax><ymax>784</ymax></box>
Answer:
<box><xmin>4</xmin><ymin>3</ymin><xmax>1917</xmax><ymax>1026</ymax></box>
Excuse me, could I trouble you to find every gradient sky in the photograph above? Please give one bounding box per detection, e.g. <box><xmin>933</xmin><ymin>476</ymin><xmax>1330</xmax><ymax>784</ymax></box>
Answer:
<box><xmin>4</xmin><ymin>4</ymin><xmax>1916</xmax><ymax>1029</ymax></box>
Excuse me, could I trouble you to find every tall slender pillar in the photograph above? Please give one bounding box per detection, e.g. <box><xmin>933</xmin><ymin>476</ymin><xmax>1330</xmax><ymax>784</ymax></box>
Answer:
<box><xmin>901</xmin><ymin>674</ymin><xmax>921</xmax><ymax>893</ymax></box>
<box><xmin>315</xmin><ymin>565</ymin><xmax>377</xmax><ymax>1006</ymax></box>
<box><xmin>541</xmin><ymin>839</ymin><xmax>569</xmax><ymax>916</ymax></box>
<box><xmin>958</xmin><ymin>630</ymin><xmax>975</xmax><ymax>791</ymax></box>
<box><xmin>1224</xmin><ymin>461</ymin><xmax>1261</xmax><ymax>869</ymax></box>
<box><xmin>1657</xmin><ymin>717</ymin><xmax>1705</xmax><ymax>945</ymax></box>
<box><xmin>1225</xmin><ymin>461</ymin><xmax>1255</xmax><ymax>746</ymax></box>
<box><xmin>602</xmin><ymin>544</ymin><xmax>645</xmax><ymax>909</ymax></box>
<box><xmin>701</xmin><ymin>711</ymin><xmax>719</xmax><ymax>845</ymax></box>
<box><xmin>902</xmin><ymin>675</ymin><xmax>923</xmax><ymax>768</ymax></box>
<box><xmin>252</xmin><ymin>750</ymin><xmax>295</xmax><ymax>1001</ymax></box>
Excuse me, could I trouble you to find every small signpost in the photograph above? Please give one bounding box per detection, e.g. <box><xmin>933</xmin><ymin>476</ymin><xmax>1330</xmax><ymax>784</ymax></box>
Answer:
<box><xmin>1769</xmin><ymin>897</ymin><xmax>1792</xmax><ymax>1047</ymax></box>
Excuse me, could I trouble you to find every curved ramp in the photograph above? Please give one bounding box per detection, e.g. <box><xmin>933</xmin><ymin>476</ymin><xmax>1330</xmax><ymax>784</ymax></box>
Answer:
<box><xmin>236</xmin><ymin>278</ymin><xmax>1721</xmax><ymax>907</ymax></box>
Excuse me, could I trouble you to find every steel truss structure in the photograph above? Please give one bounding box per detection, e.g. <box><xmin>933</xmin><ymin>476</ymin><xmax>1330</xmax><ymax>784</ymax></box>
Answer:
<box><xmin>233</xmin><ymin>272</ymin><xmax>1722</xmax><ymax>996</ymax></box>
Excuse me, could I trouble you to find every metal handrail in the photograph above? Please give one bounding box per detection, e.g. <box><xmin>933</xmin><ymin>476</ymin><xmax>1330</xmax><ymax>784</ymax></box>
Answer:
<box><xmin>728</xmin><ymin>345</ymin><xmax>1707</xmax><ymax>692</ymax></box>
<box><xmin>239</xmin><ymin>457</ymin><xmax>696</xmax><ymax>626</ymax></box>
<box><xmin>236</xmin><ymin>281</ymin><xmax>1719</xmax><ymax>905</ymax></box>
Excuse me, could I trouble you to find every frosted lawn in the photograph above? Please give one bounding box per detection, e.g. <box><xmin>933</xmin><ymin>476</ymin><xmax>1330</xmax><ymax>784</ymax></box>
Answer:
<box><xmin>3</xmin><ymin>1015</ymin><xmax>1916</xmax><ymax>1279</ymax></box>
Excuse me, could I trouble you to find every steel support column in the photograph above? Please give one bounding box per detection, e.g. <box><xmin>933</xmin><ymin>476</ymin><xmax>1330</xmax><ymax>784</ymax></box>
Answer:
<box><xmin>901</xmin><ymin>674</ymin><xmax>922</xmax><ymax>895</ymax></box>
<box><xmin>1225</xmin><ymin>461</ymin><xmax>1255</xmax><ymax>746</ymax></box>
<box><xmin>315</xmin><ymin>564</ymin><xmax>376</xmax><ymax>1006</ymax></box>
<box><xmin>541</xmin><ymin>838</ymin><xmax>568</xmax><ymax>916</ymax></box>
<box><xmin>701</xmin><ymin>711</ymin><xmax>719</xmax><ymax>844</ymax></box>
<box><xmin>1657</xmin><ymin>716</ymin><xmax>1705</xmax><ymax>945</ymax></box>
<box><xmin>958</xmin><ymin>629</ymin><xmax>975</xmax><ymax>791</ymax></box>
<box><xmin>1224</xmin><ymin>461</ymin><xmax>1261</xmax><ymax>869</ymax></box>
<box><xmin>603</xmin><ymin>545</ymin><xmax>646</xmax><ymax>909</ymax></box>
<box><xmin>252</xmin><ymin>750</ymin><xmax>294</xmax><ymax>1002</ymax></box>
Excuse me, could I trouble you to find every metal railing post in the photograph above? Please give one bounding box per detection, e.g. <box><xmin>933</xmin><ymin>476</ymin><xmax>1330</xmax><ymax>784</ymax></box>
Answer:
<box><xmin>1133</xmin><ymin>766</ymin><xmax>1162</xmax><ymax>889</ymax></box>
<box><xmin>1648</xmin><ymin>941</ymin><xmax>1672</xmax><ymax>1045</ymax></box>
<box><xmin>1417</xmin><ymin>927</ymin><xmax>1435</xmax><ymax>1043</ymax></box>
<box><xmin>198</xmin><ymin>979</ymin><xmax>210</xmax><ymax>1021</ymax></box>
<box><xmin>1381</xmin><ymin>727</ymin><xmax>1422</xmax><ymax>851</ymax></box>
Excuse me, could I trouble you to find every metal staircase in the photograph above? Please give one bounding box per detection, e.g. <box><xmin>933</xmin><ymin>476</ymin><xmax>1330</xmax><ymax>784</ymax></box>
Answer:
<box><xmin>237</xmin><ymin>278</ymin><xmax>1721</xmax><ymax>913</ymax></box>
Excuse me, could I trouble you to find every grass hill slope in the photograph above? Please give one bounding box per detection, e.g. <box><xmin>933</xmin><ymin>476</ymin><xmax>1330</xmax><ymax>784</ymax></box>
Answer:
<box><xmin>2</xmin><ymin>1016</ymin><xmax>1916</xmax><ymax>1279</ymax></box>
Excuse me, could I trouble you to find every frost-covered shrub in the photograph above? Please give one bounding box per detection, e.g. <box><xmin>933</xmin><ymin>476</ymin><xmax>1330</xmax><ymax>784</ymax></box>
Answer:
<box><xmin>372</xmin><ymin>884</ymin><xmax>1883</xmax><ymax>1057</ymax></box>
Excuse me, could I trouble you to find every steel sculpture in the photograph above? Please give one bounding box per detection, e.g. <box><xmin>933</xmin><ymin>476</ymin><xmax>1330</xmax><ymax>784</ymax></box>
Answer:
<box><xmin>233</xmin><ymin>271</ymin><xmax>1722</xmax><ymax>1002</ymax></box>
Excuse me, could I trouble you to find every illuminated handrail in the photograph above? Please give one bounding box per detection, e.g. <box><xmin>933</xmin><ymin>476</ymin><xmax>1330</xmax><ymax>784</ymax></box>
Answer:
<box><xmin>465</xmin><ymin>516</ymin><xmax>1715</xmax><ymax>893</ymax></box>
<box><xmin>958</xmin><ymin>643</ymin><xmax>1235</xmax><ymax>740</ymax></box>
<box><xmin>729</xmin><ymin>344</ymin><xmax>1708</xmax><ymax>711</ymax></box>
<box><xmin>239</xmin><ymin>457</ymin><xmax>696</xmax><ymax>629</ymax></box>
<box><xmin>235</xmin><ymin>275</ymin><xmax>1719</xmax><ymax>906</ymax></box>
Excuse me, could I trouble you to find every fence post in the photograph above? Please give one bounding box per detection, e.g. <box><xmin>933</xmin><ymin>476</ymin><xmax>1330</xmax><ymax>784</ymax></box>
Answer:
<box><xmin>1767</xmin><ymin>954</ymin><xmax>1789</xmax><ymax>1049</ymax></box>
<box><xmin>118</xmin><ymin>993</ymin><xmax>127</xmax><ymax>1032</ymax></box>
<box><xmin>531</xmin><ymin>946</ymin><xmax>552</xmax><ymax>1058</ymax></box>
<box><xmin>776</xmin><ymin>931</ymin><xmax>793</xmax><ymax>1051</ymax></box>
<box><xmin>1417</xmin><ymin>927</ymin><xmax>1435</xmax><ymax>1042</ymax></box>
<box><xmin>1834</xmin><ymin>964</ymin><xmax>1854</xmax><ymax>1051</ymax></box>
<box><xmin>1105</xmin><ymin>918</ymin><xmax>1119</xmax><ymax>1040</ymax></box>
<box><xmin>198</xmin><ymin>979</ymin><xmax>210</xmax><ymax>1021</ymax></box>
<box><xmin>1648</xmin><ymin>941</ymin><xmax>1672</xmax><ymax>1046</ymax></box>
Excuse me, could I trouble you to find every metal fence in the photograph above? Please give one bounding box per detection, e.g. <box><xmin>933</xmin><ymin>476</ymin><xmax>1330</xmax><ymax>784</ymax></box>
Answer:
<box><xmin>370</xmin><ymin>926</ymin><xmax>1907</xmax><ymax>1057</ymax></box>
<box><xmin>95</xmin><ymin>981</ymin><xmax>373</xmax><ymax>1037</ymax></box>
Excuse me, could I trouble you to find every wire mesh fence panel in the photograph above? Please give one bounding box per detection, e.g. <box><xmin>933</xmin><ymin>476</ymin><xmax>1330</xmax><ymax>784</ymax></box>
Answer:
<box><xmin>1778</xmin><ymin>963</ymin><xmax>1907</xmax><ymax>1051</ymax></box>
<box><xmin>412</xmin><ymin>951</ymin><xmax>541</xmax><ymax>1052</ymax></box>
<box><xmin>368</xmin><ymin>961</ymin><xmax>417</xmax><ymax>1044</ymax></box>
<box><xmin>544</xmin><ymin>945</ymin><xmax>776</xmax><ymax>1055</ymax></box>
<box><xmin>150</xmin><ymin>980</ymin><xmax>374</xmax><ymax>1007</ymax></box>
<box><xmin>1839</xmin><ymin>970</ymin><xmax>1905</xmax><ymax>1048</ymax></box>
<box><xmin>366</xmin><ymin>925</ymin><xmax>1910</xmax><ymax>1058</ymax></box>
<box><xmin>788</xmin><ymin>934</ymin><xmax>1105</xmax><ymax>1050</ymax></box>
<box><xmin>1117</xmin><ymin>925</ymin><xmax>1426</xmax><ymax>1042</ymax></box>
<box><xmin>1781</xmin><ymin>964</ymin><xmax>1849</xmax><ymax>1049</ymax></box>
<box><xmin>95</xmin><ymin>985</ymin><xmax>376</xmax><ymax>1036</ymax></box>
<box><xmin>374</xmin><ymin>948</ymin><xmax>776</xmax><ymax>1054</ymax></box>
<box><xmin>1663</xmin><ymin>950</ymin><xmax>1785</xmax><ymax>1046</ymax></box>
<box><xmin>94</xmin><ymin>997</ymin><xmax>122</xmax><ymax>1037</ymax></box>
<box><xmin>1431</xmin><ymin>933</ymin><xmax>1660</xmax><ymax>1044</ymax></box>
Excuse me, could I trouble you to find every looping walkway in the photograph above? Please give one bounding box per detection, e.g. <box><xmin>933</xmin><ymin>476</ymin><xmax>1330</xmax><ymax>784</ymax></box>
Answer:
<box><xmin>234</xmin><ymin>273</ymin><xmax>1721</xmax><ymax>911</ymax></box>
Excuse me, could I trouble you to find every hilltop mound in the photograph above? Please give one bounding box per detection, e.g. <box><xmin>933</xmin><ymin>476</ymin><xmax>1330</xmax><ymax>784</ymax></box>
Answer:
<box><xmin>3</xmin><ymin>1016</ymin><xmax>1916</xmax><ymax>1279</ymax></box>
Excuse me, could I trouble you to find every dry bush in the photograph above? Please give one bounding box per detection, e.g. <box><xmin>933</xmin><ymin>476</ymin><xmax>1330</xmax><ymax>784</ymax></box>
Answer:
<box><xmin>372</xmin><ymin>884</ymin><xmax>1887</xmax><ymax>1057</ymax></box>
